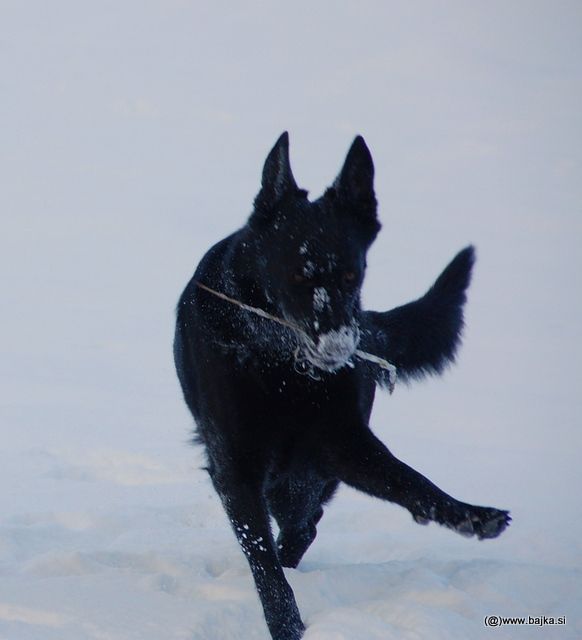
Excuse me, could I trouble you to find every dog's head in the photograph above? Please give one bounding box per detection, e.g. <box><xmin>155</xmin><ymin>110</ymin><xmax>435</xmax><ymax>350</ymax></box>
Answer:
<box><xmin>246</xmin><ymin>132</ymin><xmax>381</xmax><ymax>372</ymax></box>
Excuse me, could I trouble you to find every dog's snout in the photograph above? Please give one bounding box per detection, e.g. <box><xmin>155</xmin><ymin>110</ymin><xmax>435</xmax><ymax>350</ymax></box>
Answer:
<box><xmin>316</xmin><ymin>325</ymin><xmax>357</xmax><ymax>352</ymax></box>
<box><xmin>299</xmin><ymin>323</ymin><xmax>360</xmax><ymax>372</ymax></box>
<box><xmin>308</xmin><ymin>301</ymin><xmax>355</xmax><ymax>339</ymax></box>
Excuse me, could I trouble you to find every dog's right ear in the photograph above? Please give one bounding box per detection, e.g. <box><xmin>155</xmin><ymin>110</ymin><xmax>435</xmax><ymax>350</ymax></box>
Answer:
<box><xmin>333</xmin><ymin>136</ymin><xmax>377</xmax><ymax>216</ymax></box>
<box><xmin>252</xmin><ymin>132</ymin><xmax>298</xmax><ymax>222</ymax></box>
<box><xmin>326</xmin><ymin>136</ymin><xmax>380</xmax><ymax>240</ymax></box>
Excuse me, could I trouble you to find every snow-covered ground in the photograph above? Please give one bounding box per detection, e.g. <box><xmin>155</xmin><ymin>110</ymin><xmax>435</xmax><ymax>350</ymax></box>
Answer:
<box><xmin>1</xmin><ymin>2</ymin><xmax>581</xmax><ymax>638</ymax></box>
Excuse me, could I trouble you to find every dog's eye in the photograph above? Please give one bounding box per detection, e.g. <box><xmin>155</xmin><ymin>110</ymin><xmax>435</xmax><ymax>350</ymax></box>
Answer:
<box><xmin>343</xmin><ymin>271</ymin><xmax>357</xmax><ymax>284</ymax></box>
<box><xmin>292</xmin><ymin>273</ymin><xmax>311</xmax><ymax>285</ymax></box>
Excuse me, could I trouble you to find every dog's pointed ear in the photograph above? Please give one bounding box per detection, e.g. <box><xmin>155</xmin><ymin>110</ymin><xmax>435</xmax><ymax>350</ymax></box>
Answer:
<box><xmin>332</xmin><ymin>135</ymin><xmax>377</xmax><ymax>217</ymax></box>
<box><xmin>253</xmin><ymin>132</ymin><xmax>298</xmax><ymax>215</ymax></box>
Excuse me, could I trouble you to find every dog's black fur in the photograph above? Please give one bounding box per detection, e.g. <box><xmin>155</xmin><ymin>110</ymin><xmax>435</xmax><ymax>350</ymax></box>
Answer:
<box><xmin>174</xmin><ymin>133</ymin><xmax>510</xmax><ymax>640</ymax></box>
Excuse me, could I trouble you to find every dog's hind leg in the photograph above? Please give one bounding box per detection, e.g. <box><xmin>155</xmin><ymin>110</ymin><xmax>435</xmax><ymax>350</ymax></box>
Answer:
<box><xmin>267</xmin><ymin>477</ymin><xmax>339</xmax><ymax>568</ymax></box>
<box><xmin>327</xmin><ymin>428</ymin><xmax>510</xmax><ymax>540</ymax></box>
<box><xmin>210</xmin><ymin>467</ymin><xmax>305</xmax><ymax>640</ymax></box>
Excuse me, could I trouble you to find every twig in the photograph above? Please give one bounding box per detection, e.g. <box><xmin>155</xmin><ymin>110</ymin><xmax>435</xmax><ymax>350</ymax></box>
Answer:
<box><xmin>195</xmin><ymin>280</ymin><xmax>397</xmax><ymax>391</ymax></box>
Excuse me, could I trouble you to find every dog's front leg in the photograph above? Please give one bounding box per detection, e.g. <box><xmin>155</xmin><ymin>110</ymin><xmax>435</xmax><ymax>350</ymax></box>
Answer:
<box><xmin>328</xmin><ymin>428</ymin><xmax>510</xmax><ymax>539</ymax></box>
<box><xmin>214</xmin><ymin>476</ymin><xmax>305</xmax><ymax>640</ymax></box>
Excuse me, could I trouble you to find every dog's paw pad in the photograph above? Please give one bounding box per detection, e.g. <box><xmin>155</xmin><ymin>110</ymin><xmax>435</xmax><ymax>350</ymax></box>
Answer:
<box><xmin>442</xmin><ymin>505</ymin><xmax>511</xmax><ymax>540</ymax></box>
<box><xmin>474</xmin><ymin>509</ymin><xmax>511</xmax><ymax>540</ymax></box>
<box><xmin>413</xmin><ymin>513</ymin><xmax>430</xmax><ymax>525</ymax></box>
<box><xmin>454</xmin><ymin>516</ymin><xmax>476</xmax><ymax>537</ymax></box>
<box><xmin>451</xmin><ymin>507</ymin><xmax>511</xmax><ymax>540</ymax></box>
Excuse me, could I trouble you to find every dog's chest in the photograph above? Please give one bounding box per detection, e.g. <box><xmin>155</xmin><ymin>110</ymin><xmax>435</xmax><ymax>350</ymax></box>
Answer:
<box><xmin>242</xmin><ymin>355</ymin><xmax>365</xmax><ymax>423</ymax></box>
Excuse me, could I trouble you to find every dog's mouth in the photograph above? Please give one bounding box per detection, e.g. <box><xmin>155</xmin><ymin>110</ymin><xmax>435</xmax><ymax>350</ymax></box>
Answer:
<box><xmin>296</xmin><ymin>324</ymin><xmax>360</xmax><ymax>373</ymax></box>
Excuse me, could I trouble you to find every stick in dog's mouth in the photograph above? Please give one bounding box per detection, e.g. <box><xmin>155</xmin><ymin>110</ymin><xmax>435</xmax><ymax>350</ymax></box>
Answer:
<box><xmin>194</xmin><ymin>280</ymin><xmax>397</xmax><ymax>392</ymax></box>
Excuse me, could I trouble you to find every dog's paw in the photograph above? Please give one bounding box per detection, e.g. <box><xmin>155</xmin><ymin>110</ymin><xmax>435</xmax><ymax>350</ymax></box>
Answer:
<box><xmin>445</xmin><ymin>504</ymin><xmax>511</xmax><ymax>540</ymax></box>
<box><xmin>276</xmin><ymin>522</ymin><xmax>317</xmax><ymax>569</ymax></box>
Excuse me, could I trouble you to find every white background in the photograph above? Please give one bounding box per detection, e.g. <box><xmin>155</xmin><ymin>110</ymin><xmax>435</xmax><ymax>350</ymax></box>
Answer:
<box><xmin>1</xmin><ymin>2</ymin><xmax>581</xmax><ymax>638</ymax></box>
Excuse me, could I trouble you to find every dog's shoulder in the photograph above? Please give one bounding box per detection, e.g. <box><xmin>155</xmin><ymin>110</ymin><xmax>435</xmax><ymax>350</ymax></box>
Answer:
<box><xmin>177</xmin><ymin>226</ymin><xmax>290</xmax><ymax>361</ymax></box>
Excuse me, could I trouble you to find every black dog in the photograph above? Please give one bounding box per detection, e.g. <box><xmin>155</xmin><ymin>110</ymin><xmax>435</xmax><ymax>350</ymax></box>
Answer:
<box><xmin>174</xmin><ymin>133</ymin><xmax>510</xmax><ymax>640</ymax></box>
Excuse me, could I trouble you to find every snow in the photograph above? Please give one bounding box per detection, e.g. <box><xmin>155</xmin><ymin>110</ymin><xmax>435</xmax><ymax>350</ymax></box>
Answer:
<box><xmin>303</xmin><ymin>261</ymin><xmax>316</xmax><ymax>279</ymax></box>
<box><xmin>1</xmin><ymin>2</ymin><xmax>581</xmax><ymax>639</ymax></box>
<box><xmin>314</xmin><ymin>326</ymin><xmax>358</xmax><ymax>362</ymax></box>
<box><xmin>313</xmin><ymin>287</ymin><xmax>330</xmax><ymax>313</ymax></box>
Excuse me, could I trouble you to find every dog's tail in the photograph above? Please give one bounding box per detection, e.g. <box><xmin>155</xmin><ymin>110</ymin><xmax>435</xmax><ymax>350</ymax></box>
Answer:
<box><xmin>361</xmin><ymin>246</ymin><xmax>475</xmax><ymax>386</ymax></box>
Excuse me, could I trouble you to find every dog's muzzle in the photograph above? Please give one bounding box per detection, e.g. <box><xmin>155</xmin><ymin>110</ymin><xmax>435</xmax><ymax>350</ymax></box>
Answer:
<box><xmin>298</xmin><ymin>324</ymin><xmax>360</xmax><ymax>372</ymax></box>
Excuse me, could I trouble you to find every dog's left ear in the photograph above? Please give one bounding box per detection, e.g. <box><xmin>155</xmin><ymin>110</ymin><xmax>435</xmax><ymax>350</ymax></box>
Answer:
<box><xmin>332</xmin><ymin>136</ymin><xmax>377</xmax><ymax>223</ymax></box>
<box><xmin>252</xmin><ymin>132</ymin><xmax>299</xmax><ymax>222</ymax></box>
